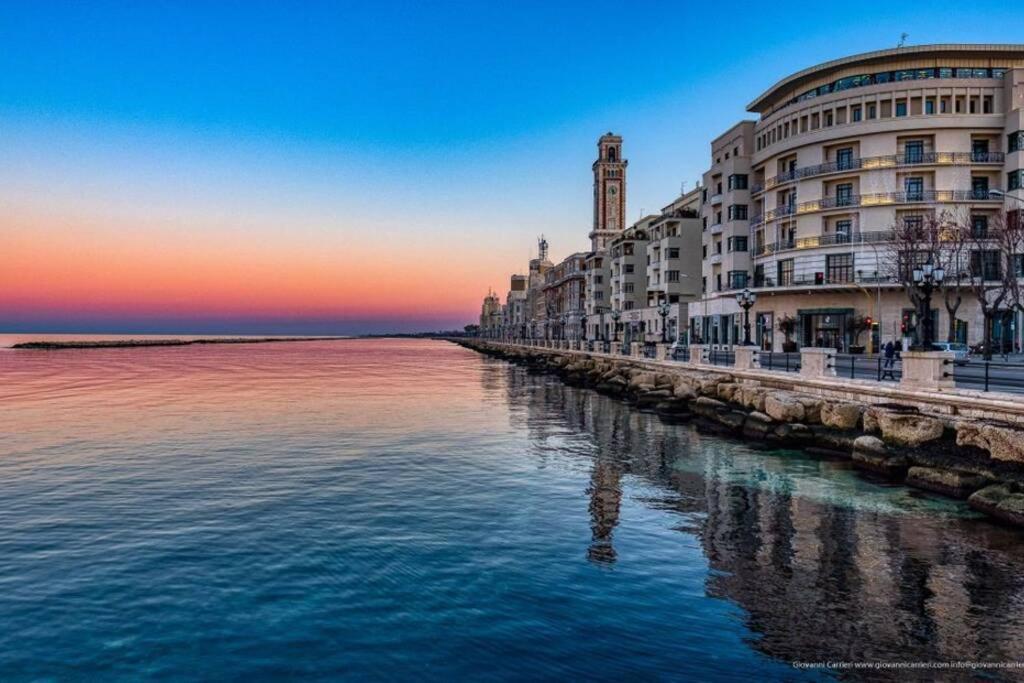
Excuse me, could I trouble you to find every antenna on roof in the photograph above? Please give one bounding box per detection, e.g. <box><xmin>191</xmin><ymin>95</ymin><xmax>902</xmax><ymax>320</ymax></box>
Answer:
<box><xmin>897</xmin><ymin>32</ymin><xmax>909</xmax><ymax>48</ymax></box>
<box><xmin>680</xmin><ymin>181</ymin><xmax>687</xmax><ymax>195</ymax></box>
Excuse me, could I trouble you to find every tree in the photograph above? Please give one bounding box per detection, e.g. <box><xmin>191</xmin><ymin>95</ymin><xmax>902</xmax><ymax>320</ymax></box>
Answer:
<box><xmin>777</xmin><ymin>315</ymin><xmax>797</xmax><ymax>352</ymax></box>
<box><xmin>885</xmin><ymin>209</ymin><xmax>964</xmax><ymax>346</ymax></box>
<box><xmin>849</xmin><ymin>314</ymin><xmax>872</xmax><ymax>350</ymax></box>
<box><xmin>961</xmin><ymin>210</ymin><xmax>1022</xmax><ymax>359</ymax></box>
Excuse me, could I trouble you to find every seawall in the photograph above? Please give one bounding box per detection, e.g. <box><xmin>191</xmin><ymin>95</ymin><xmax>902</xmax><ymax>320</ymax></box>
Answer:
<box><xmin>455</xmin><ymin>339</ymin><xmax>1024</xmax><ymax>529</ymax></box>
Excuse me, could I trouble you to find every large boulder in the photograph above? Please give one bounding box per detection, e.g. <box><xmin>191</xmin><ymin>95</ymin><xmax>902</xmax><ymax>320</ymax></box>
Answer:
<box><xmin>739</xmin><ymin>386</ymin><xmax>767</xmax><ymax>412</ymax></box>
<box><xmin>820</xmin><ymin>402</ymin><xmax>863</xmax><ymax>431</ymax></box>
<box><xmin>877</xmin><ymin>412</ymin><xmax>944</xmax><ymax>447</ymax></box>
<box><xmin>906</xmin><ymin>467</ymin><xmax>991</xmax><ymax>499</ymax></box>
<box><xmin>672</xmin><ymin>383</ymin><xmax>698</xmax><ymax>400</ymax></box>
<box><xmin>968</xmin><ymin>484</ymin><xmax>1024</xmax><ymax>526</ymax></box>
<box><xmin>717</xmin><ymin>382</ymin><xmax>741</xmax><ymax>402</ymax></box>
<box><xmin>764</xmin><ymin>393</ymin><xmax>805</xmax><ymax>422</ymax></box>
<box><xmin>956</xmin><ymin>422</ymin><xmax>1024</xmax><ymax>463</ymax></box>
<box><xmin>691</xmin><ymin>396</ymin><xmax>728</xmax><ymax>419</ymax></box>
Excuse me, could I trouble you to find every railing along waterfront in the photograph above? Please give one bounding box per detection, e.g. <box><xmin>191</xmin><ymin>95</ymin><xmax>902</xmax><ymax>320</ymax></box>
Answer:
<box><xmin>948</xmin><ymin>358</ymin><xmax>1024</xmax><ymax>393</ymax></box>
<box><xmin>753</xmin><ymin>152</ymin><xmax>1006</xmax><ymax>194</ymax></box>
<box><xmin>758</xmin><ymin>351</ymin><xmax>801</xmax><ymax>373</ymax></box>
<box><xmin>834</xmin><ymin>353</ymin><xmax>903</xmax><ymax>382</ymax></box>
<box><xmin>709</xmin><ymin>349</ymin><xmax>735</xmax><ymax>367</ymax></box>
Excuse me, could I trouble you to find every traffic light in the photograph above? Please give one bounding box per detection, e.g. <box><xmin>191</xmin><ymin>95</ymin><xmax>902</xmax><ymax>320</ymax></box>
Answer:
<box><xmin>901</xmin><ymin>313</ymin><xmax>910</xmax><ymax>334</ymax></box>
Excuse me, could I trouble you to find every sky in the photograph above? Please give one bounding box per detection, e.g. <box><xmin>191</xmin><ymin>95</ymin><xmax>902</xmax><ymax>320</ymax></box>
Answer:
<box><xmin>1</xmin><ymin>1</ymin><xmax>1022</xmax><ymax>335</ymax></box>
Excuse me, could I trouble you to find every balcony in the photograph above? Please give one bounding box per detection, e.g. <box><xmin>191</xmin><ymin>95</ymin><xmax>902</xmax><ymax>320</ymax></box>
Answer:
<box><xmin>751</xmin><ymin>230</ymin><xmax>895</xmax><ymax>257</ymax></box>
<box><xmin>709</xmin><ymin>222</ymin><xmax>724</xmax><ymax>235</ymax></box>
<box><xmin>709</xmin><ymin>193</ymin><xmax>723</xmax><ymax>205</ymax></box>
<box><xmin>764</xmin><ymin>203</ymin><xmax>797</xmax><ymax>221</ymax></box>
<box><xmin>751</xmin><ymin>272</ymin><xmax>901</xmax><ymax>291</ymax></box>
<box><xmin>752</xmin><ymin>152</ymin><xmax>1007</xmax><ymax>195</ymax></box>
<box><xmin>795</xmin><ymin>189</ymin><xmax>1001</xmax><ymax>215</ymax></box>
<box><xmin>709</xmin><ymin>253</ymin><xmax>723</xmax><ymax>265</ymax></box>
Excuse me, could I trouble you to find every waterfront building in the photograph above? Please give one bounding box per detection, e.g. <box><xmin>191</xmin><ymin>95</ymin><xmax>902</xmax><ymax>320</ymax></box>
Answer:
<box><xmin>504</xmin><ymin>274</ymin><xmax>528</xmax><ymax>340</ymax></box>
<box><xmin>690</xmin><ymin>44</ymin><xmax>1024</xmax><ymax>352</ymax></box>
<box><xmin>643</xmin><ymin>187</ymin><xmax>704</xmax><ymax>342</ymax></box>
<box><xmin>479</xmin><ymin>289</ymin><xmax>502</xmax><ymax>338</ymax></box>
<box><xmin>543</xmin><ymin>252</ymin><xmax>588</xmax><ymax>340</ymax></box>
<box><xmin>526</xmin><ymin>237</ymin><xmax>553</xmax><ymax>340</ymax></box>
<box><xmin>609</xmin><ymin>215</ymin><xmax>658</xmax><ymax>342</ymax></box>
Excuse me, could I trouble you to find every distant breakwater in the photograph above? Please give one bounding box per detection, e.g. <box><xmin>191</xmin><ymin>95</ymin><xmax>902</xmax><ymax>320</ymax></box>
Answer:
<box><xmin>455</xmin><ymin>339</ymin><xmax>1024</xmax><ymax>530</ymax></box>
<box><xmin>12</xmin><ymin>337</ymin><xmax>348</xmax><ymax>350</ymax></box>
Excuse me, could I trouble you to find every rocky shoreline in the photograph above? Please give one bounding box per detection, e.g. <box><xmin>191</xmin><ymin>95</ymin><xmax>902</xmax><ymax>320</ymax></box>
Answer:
<box><xmin>458</xmin><ymin>340</ymin><xmax>1024</xmax><ymax>529</ymax></box>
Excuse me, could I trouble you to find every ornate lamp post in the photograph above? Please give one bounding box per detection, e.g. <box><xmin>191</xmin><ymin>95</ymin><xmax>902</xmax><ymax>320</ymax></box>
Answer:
<box><xmin>911</xmin><ymin>260</ymin><xmax>944</xmax><ymax>349</ymax></box>
<box><xmin>658</xmin><ymin>301</ymin><xmax>671</xmax><ymax>343</ymax></box>
<box><xmin>611</xmin><ymin>309</ymin><xmax>622</xmax><ymax>341</ymax></box>
<box><xmin>735</xmin><ymin>288</ymin><xmax>757</xmax><ymax>346</ymax></box>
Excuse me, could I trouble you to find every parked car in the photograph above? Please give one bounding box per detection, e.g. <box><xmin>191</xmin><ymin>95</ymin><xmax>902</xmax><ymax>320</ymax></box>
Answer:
<box><xmin>931</xmin><ymin>342</ymin><xmax>969</xmax><ymax>365</ymax></box>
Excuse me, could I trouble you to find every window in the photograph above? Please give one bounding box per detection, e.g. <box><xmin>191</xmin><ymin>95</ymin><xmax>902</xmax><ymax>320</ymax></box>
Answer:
<box><xmin>905</xmin><ymin>177</ymin><xmax>924</xmax><ymax>201</ymax></box>
<box><xmin>666</xmin><ymin>270</ymin><xmax>680</xmax><ymax>283</ymax></box>
<box><xmin>1009</xmin><ymin>170</ymin><xmax>1024</xmax><ymax>191</ymax></box>
<box><xmin>972</xmin><ymin>139</ymin><xmax>990</xmax><ymax>161</ymax></box>
<box><xmin>753</xmin><ymin>264</ymin><xmax>765</xmax><ymax>287</ymax></box>
<box><xmin>972</xmin><ymin>176</ymin><xmax>990</xmax><ymax>200</ymax></box>
<box><xmin>728</xmin><ymin>271</ymin><xmax>748</xmax><ymax>289</ymax></box>
<box><xmin>701</xmin><ymin>276</ymin><xmax>707</xmax><ymax>293</ymax></box>
<box><xmin>727</xmin><ymin>174</ymin><xmax>748</xmax><ymax>190</ymax></box>
<box><xmin>624</xmin><ymin>282</ymin><xmax>634</xmax><ymax>293</ymax></box>
<box><xmin>827</xmin><ymin>253</ymin><xmax>854</xmax><ymax>283</ymax></box>
<box><xmin>904</xmin><ymin>215</ymin><xmax>924</xmax><ymax>234</ymax></box>
<box><xmin>1009</xmin><ymin>131</ymin><xmax>1024</xmax><ymax>153</ymax></box>
<box><xmin>667</xmin><ymin>248</ymin><xmax>679</xmax><ymax>259</ymax></box>
<box><xmin>702</xmin><ymin>245</ymin><xmax>707</xmax><ymax>258</ymax></box>
<box><xmin>867</xmin><ymin>103</ymin><xmax>877</xmax><ymax>119</ymax></box>
<box><xmin>852</xmin><ymin>106</ymin><xmax>862</xmax><ymax>122</ymax></box>
<box><xmin>715</xmin><ymin>241</ymin><xmax>722</xmax><ymax>254</ymax></box>
<box><xmin>925</xmin><ymin>100</ymin><xmax>935</xmax><ymax>115</ymax></box>
<box><xmin>972</xmin><ymin>215</ymin><xmax>989</xmax><ymax>238</ymax></box>
<box><xmin>715</xmin><ymin>274</ymin><xmax>722</xmax><ymax>291</ymax></box>
<box><xmin>624</xmin><ymin>301</ymin><xmax>634</xmax><ymax>310</ymax></box>
<box><xmin>777</xmin><ymin>260</ymin><xmax>794</xmax><ymax>286</ymax></box>
<box><xmin>624</xmin><ymin>264</ymin><xmax>634</xmax><ymax>274</ymax></box>
<box><xmin>728</xmin><ymin>236</ymin><xmax>748</xmax><ymax>252</ymax></box>
<box><xmin>728</xmin><ymin>204</ymin><xmax>748</xmax><ymax>220</ymax></box>
<box><xmin>1015</xmin><ymin>254</ymin><xmax>1024</xmax><ymax>279</ymax></box>
<box><xmin>896</xmin><ymin>101</ymin><xmax>907</xmax><ymax>117</ymax></box>
<box><xmin>836</xmin><ymin>183</ymin><xmax>854</xmax><ymax>206</ymax></box>
<box><xmin>835</xmin><ymin>220</ymin><xmax>852</xmax><ymax>241</ymax></box>
<box><xmin>970</xmin><ymin>250</ymin><xmax>1002</xmax><ymax>281</ymax></box>
<box><xmin>836</xmin><ymin>147</ymin><xmax>854</xmax><ymax>170</ymax></box>
<box><xmin>904</xmin><ymin>140</ymin><xmax>924</xmax><ymax>164</ymax></box>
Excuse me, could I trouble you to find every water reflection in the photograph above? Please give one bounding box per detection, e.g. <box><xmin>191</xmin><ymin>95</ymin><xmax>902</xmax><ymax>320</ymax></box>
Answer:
<box><xmin>500</xmin><ymin>358</ymin><xmax>1024</xmax><ymax>672</ymax></box>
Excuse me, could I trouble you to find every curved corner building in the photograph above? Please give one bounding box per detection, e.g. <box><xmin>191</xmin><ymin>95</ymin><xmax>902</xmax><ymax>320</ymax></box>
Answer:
<box><xmin>690</xmin><ymin>44</ymin><xmax>1024</xmax><ymax>352</ymax></box>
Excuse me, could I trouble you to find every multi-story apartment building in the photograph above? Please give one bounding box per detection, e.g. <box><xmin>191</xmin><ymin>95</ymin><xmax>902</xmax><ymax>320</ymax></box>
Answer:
<box><xmin>525</xmin><ymin>237</ymin><xmax>553</xmax><ymax>339</ymax></box>
<box><xmin>584</xmin><ymin>251</ymin><xmax>610</xmax><ymax>339</ymax></box>
<box><xmin>644</xmin><ymin>187</ymin><xmax>703</xmax><ymax>341</ymax></box>
<box><xmin>609</xmin><ymin>215</ymin><xmax>657</xmax><ymax>341</ymax></box>
<box><xmin>504</xmin><ymin>274</ymin><xmax>528</xmax><ymax>340</ymax></box>
<box><xmin>693</xmin><ymin>44</ymin><xmax>1024</xmax><ymax>351</ymax></box>
<box><xmin>543</xmin><ymin>252</ymin><xmax>588</xmax><ymax>340</ymax></box>
<box><xmin>689</xmin><ymin>122</ymin><xmax>755</xmax><ymax>347</ymax></box>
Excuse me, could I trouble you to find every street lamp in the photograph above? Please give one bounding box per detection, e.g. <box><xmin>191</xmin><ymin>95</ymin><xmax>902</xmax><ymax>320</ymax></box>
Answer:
<box><xmin>911</xmin><ymin>260</ymin><xmax>945</xmax><ymax>349</ymax></box>
<box><xmin>989</xmin><ymin>189</ymin><xmax>1024</xmax><ymax>207</ymax></box>
<box><xmin>735</xmin><ymin>288</ymin><xmax>757</xmax><ymax>346</ymax></box>
<box><xmin>658</xmin><ymin>301</ymin><xmax>671</xmax><ymax>343</ymax></box>
<box><xmin>611</xmin><ymin>309</ymin><xmax>621</xmax><ymax>341</ymax></box>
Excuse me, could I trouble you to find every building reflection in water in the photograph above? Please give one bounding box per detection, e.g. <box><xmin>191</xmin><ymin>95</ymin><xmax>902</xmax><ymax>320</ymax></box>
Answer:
<box><xmin>498</xmin><ymin>358</ymin><xmax>1024</xmax><ymax>670</ymax></box>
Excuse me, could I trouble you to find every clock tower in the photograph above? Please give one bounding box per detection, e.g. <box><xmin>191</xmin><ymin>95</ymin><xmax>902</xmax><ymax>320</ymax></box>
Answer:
<box><xmin>590</xmin><ymin>132</ymin><xmax>627</xmax><ymax>252</ymax></box>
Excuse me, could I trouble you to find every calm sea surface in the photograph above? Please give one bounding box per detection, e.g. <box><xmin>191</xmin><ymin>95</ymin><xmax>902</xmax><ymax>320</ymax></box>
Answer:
<box><xmin>3</xmin><ymin>337</ymin><xmax>1024</xmax><ymax>681</ymax></box>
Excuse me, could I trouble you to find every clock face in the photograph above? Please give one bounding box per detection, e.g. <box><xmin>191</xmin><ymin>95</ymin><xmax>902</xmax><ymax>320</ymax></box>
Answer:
<box><xmin>608</xmin><ymin>186</ymin><xmax>617</xmax><ymax>196</ymax></box>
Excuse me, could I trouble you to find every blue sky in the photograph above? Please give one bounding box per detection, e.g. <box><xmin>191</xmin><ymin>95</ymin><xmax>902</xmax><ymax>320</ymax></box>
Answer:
<box><xmin>1</xmin><ymin>1</ymin><xmax>1022</xmax><ymax>334</ymax></box>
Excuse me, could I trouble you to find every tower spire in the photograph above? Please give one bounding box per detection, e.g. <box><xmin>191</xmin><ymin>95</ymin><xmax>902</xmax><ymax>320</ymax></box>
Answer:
<box><xmin>589</xmin><ymin>132</ymin><xmax>627</xmax><ymax>253</ymax></box>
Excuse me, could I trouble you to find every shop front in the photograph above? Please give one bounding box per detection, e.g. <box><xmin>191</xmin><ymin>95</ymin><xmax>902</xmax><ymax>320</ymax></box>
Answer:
<box><xmin>798</xmin><ymin>308</ymin><xmax>854</xmax><ymax>351</ymax></box>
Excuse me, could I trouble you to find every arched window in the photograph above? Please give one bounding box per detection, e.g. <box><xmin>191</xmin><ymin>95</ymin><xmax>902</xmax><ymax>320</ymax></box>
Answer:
<box><xmin>607</xmin><ymin>147</ymin><xmax>617</xmax><ymax>162</ymax></box>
